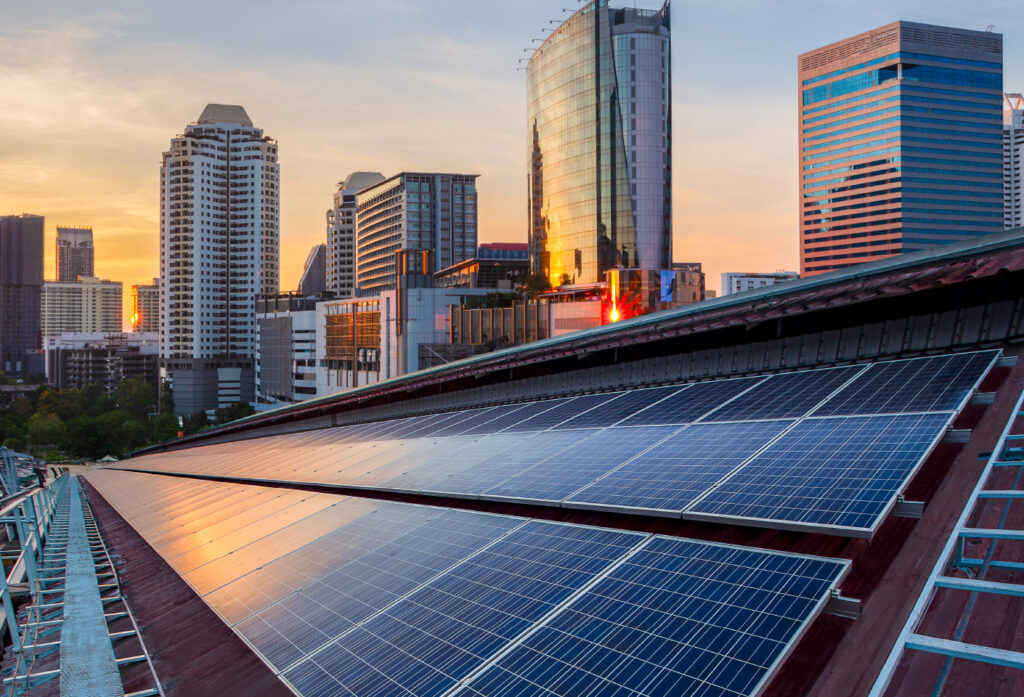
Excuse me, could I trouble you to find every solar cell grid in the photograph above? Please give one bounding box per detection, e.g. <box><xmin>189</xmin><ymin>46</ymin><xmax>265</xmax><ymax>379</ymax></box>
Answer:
<box><xmin>283</xmin><ymin>522</ymin><xmax>645</xmax><ymax>697</ymax></box>
<box><xmin>377</xmin><ymin>433</ymin><xmax>524</xmax><ymax>493</ymax></box>
<box><xmin>688</xmin><ymin>412</ymin><xmax>953</xmax><ymax>533</ymax></box>
<box><xmin>460</xmin><ymin>401</ymin><xmax>567</xmax><ymax>435</ymax></box>
<box><xmin>482</xmin><ymin>427</ymin><xmax>677</xmax><ymax>504</ymax></box>
<box><xmin>237</xmin><ymin>509</ymin><xmax>524</xmax><ymax>671</ymax></box>
<box><xmin>566</xmin><ymin>420</ymin><xmax>795</xmax><ymax>514</ymax></box>
<box><xmin>815</xmin><ymin>350</ymin><xmax>998</xmax><ymax>416</ymax></box>
<box><xmin>704</xmin><ymin>365</ymin><xmax>864</xmax><ymax>422</ymax></box>
<box><xmin>552</xmin><ymin>386</ymin><xmax>683</xmax><ymax>430</ymax></box>
<box><xmin>455</xmin><ymin>537</ymin><xmax>847</xmax><ymax>697</ymax></box>
<box><xmin>423</xmin><ymin>407</ymin><xmax>502</xmax><ymax>437</ymax></box>
<box><xmin>499</xmin><ymin>393</ymin><xmax>621</xmax><ymax>432</ymax></box>
<box><xmin>409</xmin><ymin>430</ymin><xmax>593</xmax><ymax>497</ymax></box>
<box><xmin>617</xmin><ymin>377</ymin><xmax>763</xmax><ymax>426</ymax></box>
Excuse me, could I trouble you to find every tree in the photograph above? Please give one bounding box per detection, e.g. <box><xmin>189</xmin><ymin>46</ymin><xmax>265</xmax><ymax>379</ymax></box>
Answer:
<box><xmin>27</xmin><ymin>412</ymin><xmax>63</xmax><ymax>447</ymax></box>
<box><xmin>214</xmin><ymin>402</ymin><xmax>255</xmax><ymax>425</ymax></box>
<box><xmin>518</xmin><ymin>272</ymin><xmax>552</xmax><ymax>299</ymax></box>
<box><xmin>159</xmin><ymin>380</ymin><xmax>175</xmax><ymax>415</ymax></box>
<box><xmin>558</xmin><ymin>273</ymin><xmax>573</xmax><ymax>287</ymax></box>
<box><xmin>35</xmin><ymin>389</ymin><xmax>85</xmax><ymax>422</ymax></box>
<box><xmin>151</xmin><ymin>413</ymin><xmax>180</xmax><ymax>443</ymax></box>
<box><xmin>115</xmin><ymin>378</ymin><xmax>155</xmax><ymax>419</ymax></box>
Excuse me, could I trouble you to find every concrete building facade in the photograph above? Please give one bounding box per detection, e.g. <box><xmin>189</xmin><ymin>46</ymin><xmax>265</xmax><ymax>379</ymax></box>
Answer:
<box><xmin>55</xmin><ymin>226</ymin><xmax>94</xmax><ymax>281</ymax></box>
<box><xmin>0</xmin><ymin>214</ymin><xmax>44</xmax><ymax>375</ymax></box>
<box><xmin>41</xmin><ymin>277</ymin><xmax>122</xmax><ymax>341</ymax></box>
<box><xmin>45</xmin><ymin>332</ymin><xmax>158</xmax><ymax>392</ymax></box>
<box><xmin>297</xmin><ymin>244</ymin><xmax>327</xmax><ymax>297</ymax></box>
<box><xmin>799</xmin><ymin>22</ymin><xmax>1004</xmax><ymax>276</ymax></box>
<box><xmin>255</xmin><ymin>294</ymin><xmax>318</xmax><ymax>404</ymax></box>
<box><xmin>159</xmin><ymin>104</ymin><xmax>279</xmax><ymax>414</ymax></box>
<box><xmin>527</xmin><ymin>0</ymin><xmax>672</xmax><ymax>286</ymax></box>
<box><xmin>355</xmin><ymin>172</ymin><xmax>478</xmax><ymax>296</ymax></box>
<box><xmin>326</xmin><ymin>172</ymin><xmax>384</xmax><ymax>297</ymax></box>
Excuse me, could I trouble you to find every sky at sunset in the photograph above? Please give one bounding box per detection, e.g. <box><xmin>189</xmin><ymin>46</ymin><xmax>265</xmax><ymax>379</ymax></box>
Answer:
<box><xmin>2</xmin><ymin>0</ymin><xmax>1022</xmax><ymax>327</ymax></box>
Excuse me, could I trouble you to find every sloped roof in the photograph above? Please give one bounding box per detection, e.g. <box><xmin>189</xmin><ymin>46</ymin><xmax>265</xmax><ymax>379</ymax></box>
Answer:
<box><xmin>196</xmin><ymin>104</ymin><xmax>253</xmax><ymax>126</ymax></box>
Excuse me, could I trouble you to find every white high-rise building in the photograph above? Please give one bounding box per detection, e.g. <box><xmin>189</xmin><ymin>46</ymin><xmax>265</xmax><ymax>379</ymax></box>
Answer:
<box><xmin>326</xmin><ymin>172</ymin><xmax>384</xmax><ymax>297</ymax></box>
<box><xmin>1006</xmin><ymin>93</ymin><xmax>1024</xmax><ymax>230</ymax></box>
<box><xmin>159</xmin><ymin>104</ymin><xmax>279</xmax><ymax>414</ymax></box>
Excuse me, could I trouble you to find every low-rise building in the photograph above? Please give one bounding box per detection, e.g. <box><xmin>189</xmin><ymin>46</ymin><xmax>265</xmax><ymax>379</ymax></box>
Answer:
<box><xmin>721</xmin><ymin>271</ymin><xmax>799</xmax><ymax>296</ymax></box>
<box><xmin>255</xmin><ymin>293</ymin><xmax>320</xmax><ymax>404</ymax></box>
<box><xmin>45</xmin><ymin>332</ymin><xmax>158</xmax><ymax>392</ymax></box>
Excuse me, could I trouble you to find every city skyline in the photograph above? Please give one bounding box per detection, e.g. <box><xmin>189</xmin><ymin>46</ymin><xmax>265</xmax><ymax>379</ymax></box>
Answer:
<box><xmin>2</xmin><ymin>0</ymin><xmax>1022</xmax><ymax>322</ymax></box>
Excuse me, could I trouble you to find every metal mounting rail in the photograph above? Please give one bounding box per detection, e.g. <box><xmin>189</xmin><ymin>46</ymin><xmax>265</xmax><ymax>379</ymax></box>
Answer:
<box><xmin>869</xmin><ymin>388</ymin><xmax>1024</xmax><ymax>696</ymax></box>
<box><xmin>1</xmin><ymin>473</ymin><xmax>163</xmax><ymax>697</ymax></box>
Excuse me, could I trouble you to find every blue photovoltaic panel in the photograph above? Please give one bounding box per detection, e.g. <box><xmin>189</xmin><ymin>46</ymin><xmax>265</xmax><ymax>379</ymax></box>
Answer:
<box><xmin>413</xmin><ymin>430</ymin><xmax>594</xmax><ymax>497</ymax></box>
<box><xmin>500</xmin><ymin>393</ymin><xmax>622</xmax><ymax>432</ymax></box>
<box><xmin>283</xmin><ymin>522</ymin><xmax>645</xmax><ymax>697</ymax></box>
<box><xmin>459</xmin><ymin>403</ymin><xmax>543</xmax><ymax>435</ymax></box>
<box><xmin>482</xmin><ymin>427</ymin><xmax>677</xmax><ymax>504</ymax></box>
<box><xmin>236</xmin><ymin>509</ymin><xmax>524</xmax><ymax>671</ymax></box>
<box><xmin>688</xmin><ymin>412</ymin><xmax>953</xmax><ymax>532</ymax></box>
<box><xmin>815</xmin><ymin>350</ymin><xmax>998</xmax><ymax>416</ymax></box>
<box><xmin>456</xmin><ymin>537</ymin><xmax>847</xmax><ymax>697</ymax></box>
<box><xmin>566</xmin><ymin>420</ymin><xmax>794</xmax><ymax>513</ymax></box>
<box><xmin>552</xmin><ymin>386</ymin><xmax>683</xmax><ymax>429</ymax></box>
<box><xmin>616</xmin><ymin>376</ymin><xmax>763</xmax><ymax>426</ymax></box>
<box><xmin>704</xmin><ymin>365</ymin><xmax>864</xmax><ymax>422</ymax></box>
<box><xmin>425</xmin><ymin>407</ymin><xmax>504</xmax><ymax>437</ymax></box>
<box><xmin>374</xmin><ymin>433</ymin><xmax>525</xmax><ymax>494</ymax></box>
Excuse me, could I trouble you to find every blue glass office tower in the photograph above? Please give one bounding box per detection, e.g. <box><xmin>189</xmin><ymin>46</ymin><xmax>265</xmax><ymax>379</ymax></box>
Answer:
<box><xmin>799</xmin><ymin>22</ymin><xmax>1003</xmax><ymax>276</ymax></box>
<box><xmin>527</xmin><ymin>1</ymin><xmax>671</xmax><ymax>286</ymax></box>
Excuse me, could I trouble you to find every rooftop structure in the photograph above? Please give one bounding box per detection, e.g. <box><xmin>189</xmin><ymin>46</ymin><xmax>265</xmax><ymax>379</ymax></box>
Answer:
<box><xmin>28</xmin><ymin>227</ymin><xmax>1020</xmax><ymax>696</ymax></box>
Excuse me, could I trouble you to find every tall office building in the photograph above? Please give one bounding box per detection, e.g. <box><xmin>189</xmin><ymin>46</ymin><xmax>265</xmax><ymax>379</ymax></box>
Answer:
<box><xmin>327</xmin><ymin>172</ymin><xmax>384</xmax><ymax>297</ymax></box>
<box><xmin>0</xmin><ymin>214</ymin><xmax>44</xmax><ymax>375</ymax></box>
<box><xmin>527</xmin><ymin>0</ymin><xmax>671</xmax><ymax>286</ymax></box>
<box><xmin>799</xmin><ymin>22</ymin><xmax>1004</xmax><ymax>276</ymax></box>
<box><xmin>355</xmin><ymin>172</ymin><xmax>478</xmax><ymax>296</ymax></box>
<box><xmin>41</xmin><ymin>277</ymin><xmax>122</xmax><ymax>340</ymax></box>
<box><xmin>298</xmin><ymin>244</ymin><xmax>327</xmax><ymax>296</ymax></box>
<box><xmin>1006</xmin><ymin>93</ymin><xmax>1024</xmax><ymax>229</ymax></box>
<box><xmin>55</xmin><ymin>226</ymin><xmax>94</xmax><ymax>281</ymax></box>
<box><xmin>131</xmin><ymin>278</ymin><xmax>160</xmax><ymax>333</ymax></box>
<box><xmin>159</xmin><ymin>104</ymin><xmax>279</xmax><ymax>414</ymax></box>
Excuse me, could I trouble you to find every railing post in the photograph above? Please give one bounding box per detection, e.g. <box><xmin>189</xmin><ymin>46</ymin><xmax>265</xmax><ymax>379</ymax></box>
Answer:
<box><xmin>0</xmin><ymin>574</ymin><xmax>21</xmax><ymax>653</ymax></box>
<box><xmin>13</xmin><ymin>503</ymin><xmax>38</xmax><ymax>592</ymax></box>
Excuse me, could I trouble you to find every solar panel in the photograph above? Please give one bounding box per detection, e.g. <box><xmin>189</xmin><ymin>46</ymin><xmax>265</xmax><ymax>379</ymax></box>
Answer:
<box><xmin>455</xmin><ymin>537</ymin><xmax>848</xmax><ymax>697</ymax></box>
<box><xmin>282</xmin><ymin>522</ymin><xmax>646</xmax><ymax>697</ymax></box>
<box><xmin>616</xmin><ymin>377</ymin><xmax>763</xmax><ymax>426</ymax></box>
<box><xmin>552</xmin><ymin>386</ymin><xmax>683</xmax><ymax>429</ymax></box>
<box><xmin>459</xmin><ymin>403</ymin><xmax>542</xmax><ymax>435</ymax></box>
<box><xmin>704</xmin><ymin>365</ymin><xmax>864</xmax><ymax>422</ymax></box>
<box><xmin>687</xmin><ymin>413</ymin><xmax>953</xmax><ymax>534</ymax></box>
<box><xmin>481</xmin><ymin>427</ymin><xmax>678</xmax><ymax>504</ymax></box>
<box><xmin>814</xmin><ymin>350</ymin><xmax>999</xmax><ymax>416</ymax></box>
<box><xmin>565</xmin><ymin>420</ymin><xmax>795</xmax><ymax>514</ymax></box>
<box><xmin>236</xmin><ymin>509</ymin><xmax>524</xmax><ymax>671</ymax></box>
<box><xmin>499</xmin><ymin>393</ymin><xmax>622</xmax><ymax>432</ymax></box>
<box><xmin>407</xmin><ymin>430</ymin><xmax>594</xmax><ymax>497</ymax></box>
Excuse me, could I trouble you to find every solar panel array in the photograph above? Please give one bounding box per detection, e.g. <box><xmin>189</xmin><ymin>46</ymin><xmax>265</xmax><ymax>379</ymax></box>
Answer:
<box><xmin>114</xmin><ymin>350</ymin><xmax>999</xmax><ymax>536</ymax></box>
<box><xmin>85</xmin><ymin>470</ymin><xmax>849</xmax><ymax>697</ymax></box>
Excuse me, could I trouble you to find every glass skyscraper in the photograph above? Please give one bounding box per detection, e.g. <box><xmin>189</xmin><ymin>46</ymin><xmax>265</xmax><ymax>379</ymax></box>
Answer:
<box><xmin>527</xmin><ymin>0</ymin><xmax>671</xmax><ymax>286</ymax></box>
<box><xmin>799</xmin><ymin>22</ymin><xmax>1004</xmax><ymax>276</ymax></box>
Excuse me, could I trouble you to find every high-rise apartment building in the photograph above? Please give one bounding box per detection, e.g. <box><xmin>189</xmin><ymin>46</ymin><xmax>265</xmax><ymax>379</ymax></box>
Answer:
<box><xmin>159</xmin><ymin>104</ymin><xmax>279</xmax><ymax>414</ymax></box>
<box><xmin>0</xmin><ymin>214</ymin><xmax>44</xmax><ymax>375</ymax></box>
<box><xmin>355</xmin><ymin>172</ymin><xmax>478</xmax><ymax>296</ymax></box>
<box><xmin>327</xmin><ymin>172</ymin><xmax>384</xmax><ymax>297</ymax></box>
<box><xmin>1005</xmin><ymin>93</ymin><xmax>1024</xmax><ymax>229</ymax></box>
<box><xmin>56</xmin><ymin>226</ymin><xmax>94</xmax><ymax>281</ymax></box>
<box><xmin>298</xmin><ymin>244</ymin><xmax>327</xmax><ymax>297</ymax></box>
<box><xmin>41</xmin><ymin>277</ymin><xmax>122</xmax><ymax>340</ymax></box>
<box><xmin>131</xmin><ymin>278</ymin><xmax>159</xmax><ymax>333</ymax></box>
<box><xmin>527</xmin><ymin>0</ymin><xmax>671</xmax><ymax>286</ymax></box>
<box><xmin>799</xmin><ymin>22</ymin><xmax>1004</xmax><ymax>276</ymax></box>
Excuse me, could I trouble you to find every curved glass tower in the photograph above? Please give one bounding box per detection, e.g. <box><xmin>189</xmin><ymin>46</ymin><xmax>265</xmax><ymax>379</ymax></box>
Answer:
<box><xmin>527</xmin><ymin>0</ymin><xmax>671</xmax><ymax>286</ymax></box>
